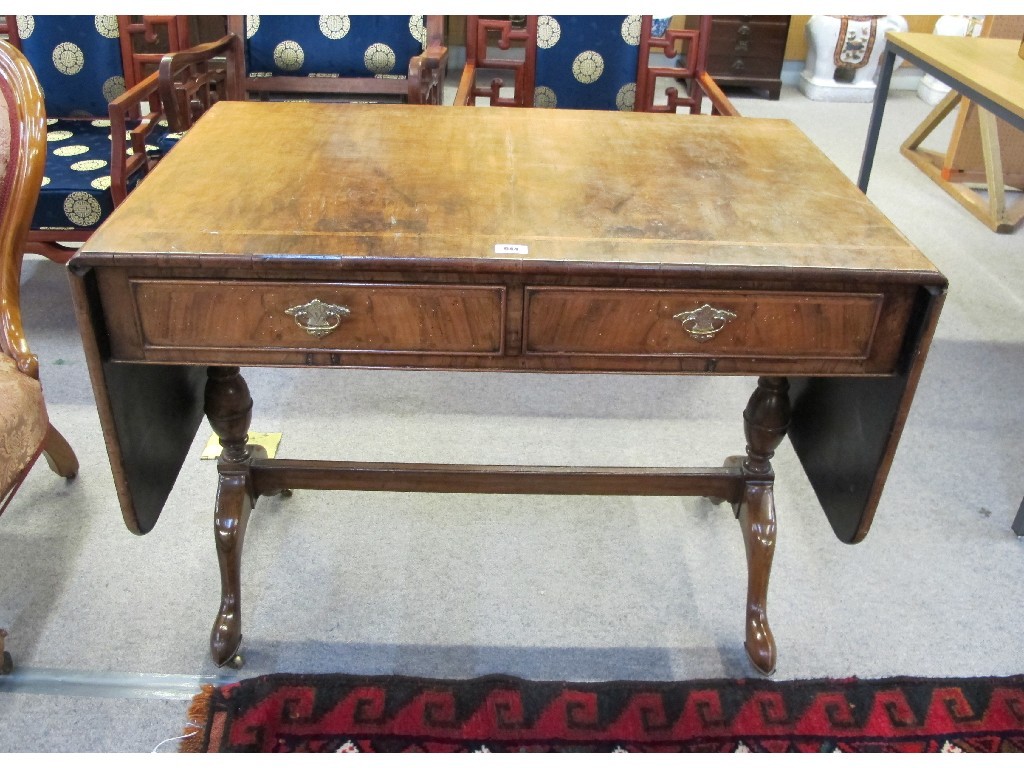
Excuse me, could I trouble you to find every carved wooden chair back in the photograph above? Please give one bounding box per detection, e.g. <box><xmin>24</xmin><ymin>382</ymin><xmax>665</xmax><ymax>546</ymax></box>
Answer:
<box><xmin>224</xmin><ymin>15</ymin><xmax>448</xmax><ymax>105</ymax></box>
<box><xmin>3</xmin><ymin>14</ymin><xmax>191</xmax><ymax>263</ymax></box>
<box><xmin>117</xmin><ymin>15</ymin><xmax>191</xmax><ymax>87</ymax></box>
<box><xmin>457</xmin><ymin>15</ymin><xmax>737</xmax><ymax>116</ymax></box>
<box><xmin>0</xmin><ymin>36</ymin><xmax>79</xmax><ymax>675</ymax></box>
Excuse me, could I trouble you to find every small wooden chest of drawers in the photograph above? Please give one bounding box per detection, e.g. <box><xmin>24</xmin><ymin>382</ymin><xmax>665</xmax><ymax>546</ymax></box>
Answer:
<box><xmin>692</xmin><ymin>15</ymin><xmax>791</xmax><ymax>100</ymax></box>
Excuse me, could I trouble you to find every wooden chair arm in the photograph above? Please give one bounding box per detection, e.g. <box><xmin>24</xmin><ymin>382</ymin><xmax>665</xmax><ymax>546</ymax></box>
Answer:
<box><xmin>158</xmin><ymin>33</ymin><xmax>242</xmax><ymax>131</ymax></box>
<box><xmin>158</xmin><ymin>32</ymin><xmax>240</xmax><ymax>71</ymax></box>
<box><xmin>108</xmin><ymin>69</ymin><xmax>164</xmax><ymax>207</ymax></box>
<box><xmin>696</xmin><ymin>72</ymin><xmax>741</xmax><ymax>117</ymax></box>
<box><xmin>408</xmin><ymin>43</ymin><xmax>448</xmax><ymax>105</ymax></box>
<box><xmin>453</xmin><ymin>63</ymin><xmax>476</xmax><ymax>106</ymax></box>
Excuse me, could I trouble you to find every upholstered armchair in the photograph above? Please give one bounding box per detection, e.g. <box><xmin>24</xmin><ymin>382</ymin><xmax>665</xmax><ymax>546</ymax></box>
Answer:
<box><xmin>456</xmin><ymin>15</ymin><xmax>737</xmax><ymax>116</ymax></box>
<box><xmin>0</xmin><ymin>37</ymin><xmax>79</xmax><ymax>675</ymax></box>
<box><xmin>3</xmin><ymin>15</ymin><xmax>192</xmax><ymax>263</ymax></box>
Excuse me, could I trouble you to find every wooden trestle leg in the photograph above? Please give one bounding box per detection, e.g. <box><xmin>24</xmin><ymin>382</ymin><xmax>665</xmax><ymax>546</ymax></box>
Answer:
<box><xmin>206</xmin><ymin>366</ymin><xmax>265</xmax><ymax>668</ymax></box>
<box><xmin>198</xmin><ymin>366</ymin><xmax>791</xmax><ymax>674</ymax></box>
<box><xmin>734</xmin><ymin>376</ymin><xmax>790</xmax><ymax>676</ymax></box>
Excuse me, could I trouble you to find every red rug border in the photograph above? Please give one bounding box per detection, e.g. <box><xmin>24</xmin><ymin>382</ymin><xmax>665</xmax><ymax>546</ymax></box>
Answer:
<box><xmin>181</xmin><ymin>670</ymin><xmax>1024</xmax><ymax>753</ymax></box>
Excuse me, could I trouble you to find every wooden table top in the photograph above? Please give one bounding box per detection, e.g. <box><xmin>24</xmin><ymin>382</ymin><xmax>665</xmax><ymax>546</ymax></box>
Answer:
<box><xmin>886</xmin><ymin>32</ymin><xmax>1024</xmax><ymax>122</ymax></box>
<box><xmin>79</xmin><ymin>102</ymin><xmax>940</xmax><ymax>282</ymax></box>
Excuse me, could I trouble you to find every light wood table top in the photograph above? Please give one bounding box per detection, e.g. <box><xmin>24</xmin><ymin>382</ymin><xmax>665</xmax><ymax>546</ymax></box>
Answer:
<box><xmin>886</xmin><ymin>32</ymin><xmax>1024</xmax><ymax>123</ymax></box>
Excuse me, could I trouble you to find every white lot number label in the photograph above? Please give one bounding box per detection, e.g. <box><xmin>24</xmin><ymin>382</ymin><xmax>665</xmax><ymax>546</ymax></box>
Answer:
<box><xmin>495</xmin><ymin>243</ymin><xmax>529</xmax><ymax>255</ymax></box>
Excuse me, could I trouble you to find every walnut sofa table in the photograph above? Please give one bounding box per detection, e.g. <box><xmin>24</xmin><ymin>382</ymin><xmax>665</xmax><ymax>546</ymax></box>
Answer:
<box><xmin>69</xmin><ymin>102</ymin><xmax>946</xmax><ymax>675</ymax></box>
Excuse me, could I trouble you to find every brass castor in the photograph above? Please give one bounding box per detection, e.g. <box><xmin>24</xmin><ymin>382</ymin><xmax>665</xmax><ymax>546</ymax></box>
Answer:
<box><xmin>225</xmin><ymin>652</ymin><xmax>245</xmax><ymax>670</ymax></box>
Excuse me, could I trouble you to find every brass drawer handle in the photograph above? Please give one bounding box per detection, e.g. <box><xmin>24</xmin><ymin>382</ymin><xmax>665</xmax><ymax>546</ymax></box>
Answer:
<box><xmin>284</xmin><ymin>298</ymin><xmax>351</xmax><ymax>338</ymax></box>
<box><xmin>673</xmin><ymin>304</ymin><xmax>737</xmax><ymax>342</ymax></box>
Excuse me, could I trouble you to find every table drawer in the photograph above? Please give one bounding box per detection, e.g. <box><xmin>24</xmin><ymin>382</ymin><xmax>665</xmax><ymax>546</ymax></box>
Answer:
<box><xmin>130</xmin><ymin>280</ymin><xmax>505</xmax><ymax>355</ymax></box>
<box><xmin>524</xmin><ymin>288</ymin><xmax>885</xmax><ymax>361</ymax></box>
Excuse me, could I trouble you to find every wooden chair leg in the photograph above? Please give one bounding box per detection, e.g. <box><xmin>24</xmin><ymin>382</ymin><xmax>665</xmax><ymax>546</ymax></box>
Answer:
<box><xmin>40</xmin><ymin>422</ymin><xmax>78</xmax><ymax>479</ymax></box>
<box><xmin>24</xmin><ymin>240</ymin><xmax>78</xmax><ymax>265</ymax></box>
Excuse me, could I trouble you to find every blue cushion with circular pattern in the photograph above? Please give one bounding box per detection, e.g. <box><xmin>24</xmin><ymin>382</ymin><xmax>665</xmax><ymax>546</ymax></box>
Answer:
<box><xmin>11</xmin><ymin>15</ymin><xmax>185</xmax><ymax>230</ymax></box>
<box><xmin>533</xmin><ymin>15</ymin><xmax>671</xmax><ymax>111</ymax></box>
<box><xmin>244</xmin><ymin>15</ymin><xmax>427</xmax><ymax>79</ymax></box>
<box><xmin>35</xmin><ymin>118</ymin><xmax>164</xmax><ymax>231</ymax></box>
<box><xmin>14</xmin><ymin>14</ymin><xmax>126</xmax><ymax>119</ymax></box>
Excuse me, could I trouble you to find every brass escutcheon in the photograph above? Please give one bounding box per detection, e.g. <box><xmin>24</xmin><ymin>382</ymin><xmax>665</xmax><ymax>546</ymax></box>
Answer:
<box><xmin>673</xmin><ymin>303</ymin><xmax>737</xmax><ymax>342</ymax></box>
<box><xmin>284</xmin><ymin>299</ymin><xmax>351</xmax><ymax>338</ymax></box>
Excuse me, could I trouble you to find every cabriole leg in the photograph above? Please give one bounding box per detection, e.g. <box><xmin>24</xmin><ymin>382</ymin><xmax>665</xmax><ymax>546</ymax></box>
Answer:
<box><xmin>738</xmin><ymin>376</ymin><xmax>790</xmax><ymax>676</ymax></box>
<box><xmin>211</xmin><ymin>471</ymin><xmax>252</xmax><ymax>668</ymax></box>
<box><xmin>205</xmin><ymin>366</ymin><xmax>261</xmax><ymax>668</ymax></box>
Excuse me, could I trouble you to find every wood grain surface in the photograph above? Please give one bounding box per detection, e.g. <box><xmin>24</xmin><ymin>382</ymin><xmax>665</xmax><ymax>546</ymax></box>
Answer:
<box><xmin>77</xmin><ymin>102</ymin><xmax>939</xmax><ymax>280</ymax></box>
<box><xmin>887</xmin><ymin>33</ymin><xmax>1024</xmax><ymax>122</ymax></box>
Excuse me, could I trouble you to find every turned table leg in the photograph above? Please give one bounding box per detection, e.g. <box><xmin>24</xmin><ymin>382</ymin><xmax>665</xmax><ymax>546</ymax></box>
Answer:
<box><xmin>737</xmin><ymin>376</ymin><xmax>790</xmax><ymax>676</ymax></box>
<box><xmin>205</xmin><ymin>366</ymin><xmax>262</xmax><ymax>668</ymax></box>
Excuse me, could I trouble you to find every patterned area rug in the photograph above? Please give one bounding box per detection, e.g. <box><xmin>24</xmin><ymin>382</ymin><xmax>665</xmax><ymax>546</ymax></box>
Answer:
<box><xmin>181</xmin><ymin>672</ymin><xmax>1024</xmax><ymax>753</ymax></box>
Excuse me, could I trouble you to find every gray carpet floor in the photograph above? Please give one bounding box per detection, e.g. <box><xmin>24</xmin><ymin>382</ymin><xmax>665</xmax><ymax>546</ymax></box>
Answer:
<box><xmin>0</xmin><ymin>80</ymin><xmax>1022</xmax><ymax>752</ymax></box>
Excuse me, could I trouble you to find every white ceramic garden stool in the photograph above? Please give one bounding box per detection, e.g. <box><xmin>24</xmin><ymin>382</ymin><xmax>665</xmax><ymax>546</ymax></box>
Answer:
<box><xmin>799</xmin><ymin>14</ymin><xmax>907</xmax><ymax>102</ymax></box>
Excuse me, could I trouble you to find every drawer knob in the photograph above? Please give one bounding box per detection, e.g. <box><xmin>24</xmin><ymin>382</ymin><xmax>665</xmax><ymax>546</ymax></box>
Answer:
<box><xmin>284</xmin><ymin>298</ymin><xmax>351</xmax><ymax>338</ymax></box>
<box><xmin>673</xmin><ymin>304</ymin><xmax>737</xmax><ymax>342</ymax></box>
